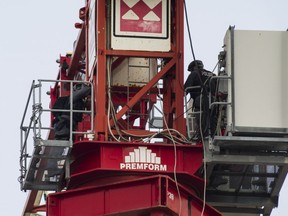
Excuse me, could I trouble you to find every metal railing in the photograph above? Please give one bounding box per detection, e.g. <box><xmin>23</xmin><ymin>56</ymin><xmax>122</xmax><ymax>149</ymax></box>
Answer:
<box><xmin>19</xmin><ymin>79</ymin><xmax>94</xmax><ymax>190</ymax></box>
<box><xmin>184</xmin><ymin>75</ymin><xmax>231</xmax><ymax>141</ymax></box>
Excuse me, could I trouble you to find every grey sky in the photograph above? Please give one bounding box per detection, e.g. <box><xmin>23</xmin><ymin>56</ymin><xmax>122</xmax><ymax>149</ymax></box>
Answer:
<box><xmin>1</xmin><ymin>0</ymin><xmax>287</xmax><ymax>215</ymax></box>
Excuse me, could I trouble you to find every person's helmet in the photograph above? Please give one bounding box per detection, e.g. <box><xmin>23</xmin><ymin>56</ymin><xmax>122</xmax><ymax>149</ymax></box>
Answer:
<box><xmin>187</xmin><ymin>60</ymin><xmax>204</xmax><ymax>71</ymax></box>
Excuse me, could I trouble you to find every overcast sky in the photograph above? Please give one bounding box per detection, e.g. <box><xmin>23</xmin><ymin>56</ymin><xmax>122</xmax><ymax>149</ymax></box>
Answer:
<box><xmin>1</xmin><ymin>0</ymin><xmax>288</xmax><ymax>215</ymax></box>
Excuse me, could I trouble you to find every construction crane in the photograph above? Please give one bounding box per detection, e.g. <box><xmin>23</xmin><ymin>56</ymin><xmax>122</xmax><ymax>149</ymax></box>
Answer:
<box><xmin>19</xmin><ymin>1</ymin><xmax>288</xmax><ymax>216</ymax></box>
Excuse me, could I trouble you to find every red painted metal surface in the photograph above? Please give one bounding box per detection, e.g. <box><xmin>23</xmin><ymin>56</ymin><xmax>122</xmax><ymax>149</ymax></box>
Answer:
<box><xmin>22</xmin><ymin>1</ymin><xmax>220</xmax><ymax>215</ymax></box>
<box><xmin>68</xmin><ymin>141</ymin><xmax>204</xmax><ymax>190</ymax></box>
<box><xmin>48</xmin><ymin>175</ymin><xmax>221</xmax><ymax>216</ymax></box>
<box><xmin>93</xmin><ymin>0</ymin><xmax>107</xmax><ymax>138</ymax></box>
<box><xmin>87</xmin><ymin>0</ymin><xmax>186</xmax><ymax>140</ymax></box>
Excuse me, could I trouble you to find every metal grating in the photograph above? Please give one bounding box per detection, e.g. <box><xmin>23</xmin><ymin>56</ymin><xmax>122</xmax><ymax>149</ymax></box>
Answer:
<box><xmin>22</xmin><ymin>139</ymin><xmax>71</xmax><ymax>191</ymax></box>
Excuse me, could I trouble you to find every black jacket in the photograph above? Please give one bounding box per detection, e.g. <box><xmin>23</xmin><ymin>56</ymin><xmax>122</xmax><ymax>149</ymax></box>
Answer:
<box><xmin>52</xmin><ymin>85</ymin><xmax>91</xmax><ymax>124</ymax></box>
<box><xmin>184</xmin><ymin>69</ymin><xmax>216</xmax><ymax>100</ymax></box>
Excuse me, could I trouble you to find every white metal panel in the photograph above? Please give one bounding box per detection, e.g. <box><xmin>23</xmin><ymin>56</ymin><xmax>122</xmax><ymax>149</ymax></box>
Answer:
<box><xmin>225</xmin><ymin>29</ymin><xmax>288</xmax><ymax>132</ymax></box>
<box><xmin>224</xmin><ymin>30</ymin><xmax>233</xmax><ymax>131</ymax></box>
<box><xmin>111</xmin><ymin>57</ymin><xmax>157</xmax><ymax>87</ymax></box>
<box><xmin>111</xmin><ymin>0</ymin><xmax>170</xmax><ymax>51</ymax></box>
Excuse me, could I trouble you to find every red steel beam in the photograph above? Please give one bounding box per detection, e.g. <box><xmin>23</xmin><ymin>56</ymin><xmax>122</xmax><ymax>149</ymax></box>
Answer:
<box><xmin>94</xmin><ymin>0</ymin><xmax>107</xmax><ymax>139</ymax></box>
<box><xmin>106</xmin><ymin>49</ymin><xmax>175</xmax><ymax>58</ymax></box>
<box><xmin>66</xmin><ymin>26</ymin><xmax>85</xmax><ymax>78</ymax></box>
<box><xmin>47</xmin><ymin>175</ymin><xmax>221</xmax><ymax>216</ymax></box>
<box><xmin>173</xmin><ymin>0</ymin><xmax>185</xmax><ymax>134</ymax></box>
<box><xmin>110</xmin><ymin>57</ymin><xmax>177</xmax><ymax>127</ymax></box>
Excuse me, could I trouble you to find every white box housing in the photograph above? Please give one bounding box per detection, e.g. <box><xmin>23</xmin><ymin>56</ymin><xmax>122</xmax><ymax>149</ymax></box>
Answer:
<box><xmin>224</xmin><ymin>29</ymin><xmax>288</xmax><ymax>133</ymax></box>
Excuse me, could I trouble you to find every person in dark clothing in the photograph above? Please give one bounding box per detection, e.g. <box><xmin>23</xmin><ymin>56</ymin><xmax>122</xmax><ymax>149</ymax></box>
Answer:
<box><xmin>184</xmin><ymin>60</ymin><xmax>217</xmax><ymax>140</ymax></box>
<box><xmin>52</xmin><ymin>83</ymin><xmax>91</xmax><ymax>140</ymax></box>
<box><xmin>185</xmin><ymin>61</ymin><xmax>227</xmax><ymax>187</ymax></box>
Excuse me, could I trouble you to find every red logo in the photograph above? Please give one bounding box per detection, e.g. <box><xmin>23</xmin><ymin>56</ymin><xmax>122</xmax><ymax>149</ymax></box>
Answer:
<box><xmin>120</xmin><ymin>0</ymin><xmax>162</xmax><ymax>33</ymax></box>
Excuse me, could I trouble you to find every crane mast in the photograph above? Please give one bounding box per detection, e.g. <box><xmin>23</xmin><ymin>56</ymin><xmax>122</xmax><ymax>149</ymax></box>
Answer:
<box><xmin>19</xmin><ymin>1</ymin><xmax>288</xmax><ymax>216</ymax></box>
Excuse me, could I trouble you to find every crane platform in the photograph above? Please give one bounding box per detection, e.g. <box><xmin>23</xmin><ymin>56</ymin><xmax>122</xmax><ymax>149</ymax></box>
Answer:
<box><xmin>205</xmin><ymin>135</ymin><xmax>288</xmax><ymax>215</ymax></box>
<box><xmin>21</xmin><ymin>139</ymin><xmax>71</xmax><ymax>191</ymax></box>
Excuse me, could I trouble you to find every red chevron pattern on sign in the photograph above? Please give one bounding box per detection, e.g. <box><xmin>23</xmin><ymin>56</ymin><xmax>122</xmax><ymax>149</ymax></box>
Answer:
<box><xmin>120</xmin><ymin>0</ymin><xmax>162</xmax><ymax>33</ymax></box>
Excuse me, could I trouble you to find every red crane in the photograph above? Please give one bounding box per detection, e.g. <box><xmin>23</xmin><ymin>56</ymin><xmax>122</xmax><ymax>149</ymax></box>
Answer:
<box><xmin>19</xmin><ymin>1</ymin><xmax>288</xmax><ymax>216</ymax></box>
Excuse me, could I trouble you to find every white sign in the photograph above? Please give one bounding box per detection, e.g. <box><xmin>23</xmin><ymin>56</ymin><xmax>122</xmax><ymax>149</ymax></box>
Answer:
<box><xmin>111</xmin><ymin>0</ymin><xmax>171</xmax><ymax>51</ymax></box>
<box><xmin>114</xmin><ymin>0</ymin><xmax>168</xmax><ymax>38</ymax></box>
<box><xmin>120</xmin><ymin>146</ymin><xmax>167</xmax><ymax>171</ymax></box>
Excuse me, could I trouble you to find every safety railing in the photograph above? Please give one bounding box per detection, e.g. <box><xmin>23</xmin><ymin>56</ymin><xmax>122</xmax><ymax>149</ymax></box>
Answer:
<box><xmin>184</xmin><ymin>75</ymin><xmax>231</xmax><ymax>142</ymax></box>
<box><xmin>19</xmin><ymin>79</ymin><xmax>94</xmax><ymax>191</ymax></box>
<box><xmin>184</xmin><ymin>85</ymin><xmax>201</xmax><ymax>140</ymax></box>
